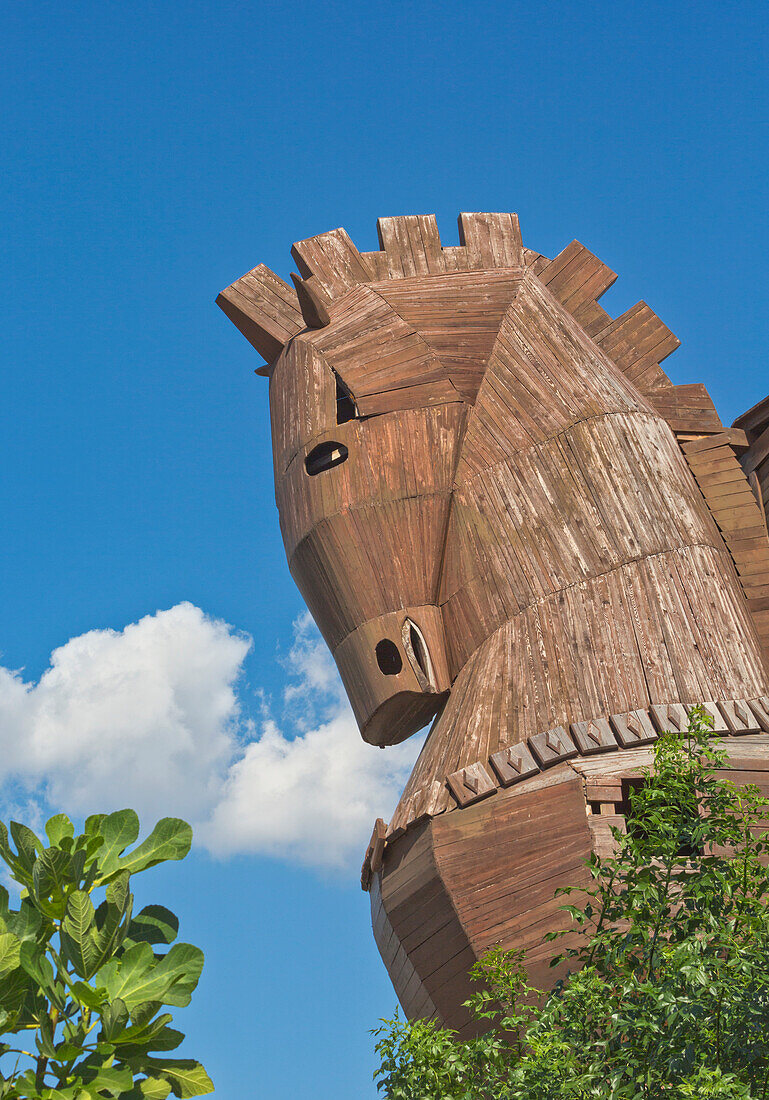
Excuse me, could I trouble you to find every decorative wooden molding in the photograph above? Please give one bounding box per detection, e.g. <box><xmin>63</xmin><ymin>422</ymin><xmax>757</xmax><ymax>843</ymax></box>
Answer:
<box><xmin>749</xmin><ymin>697</ymin><xmax>769</xmax><ymax>731</ymax></box>
<box><xmin>650</xmin><ymin>703</ymin><xmax>690</xmax><ymax>733</ymax></box>
<box><xmin>529</xmin><ymin>725</ymin><xmax>578</xmax><ymax>768</ymax></box>
<box><xmin>719</xmin><ymin>699</ymin><xmax>762</xmax><ymax>735</ymax></box>
<box><xmin>446</xmin><ymin>762</ymin><xmax>496</xmax><ymax>807</ymax></box>
<box><xmin>570</xmin><ymin>717</ymin><xmax>617</xmax><ymax>755</ymax></box>
<box><xmin>693</xmin><ymin>702</ymin><xmax>730</xmax><ymax>733</ymax></box>
<box><xmin>609</xmin><ymin>709</ymin><xmax>658</xmax><ymax>747</ymax></box>
<box><xmin>488</xmin><ymin>742</ymin><xmax>539</xmax><ymax>786</ymax></box>
<box><xmin>365</xmin><ymin>695</ymin><xmax>769</xmax><ymax>866</ymax></box>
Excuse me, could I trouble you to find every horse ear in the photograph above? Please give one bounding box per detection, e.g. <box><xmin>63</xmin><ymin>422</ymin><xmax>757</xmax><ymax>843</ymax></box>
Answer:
<box><xmin>217</xmin><ymin>263</ymin><xmax>303</xmax><ymax>366</ymax></box>
<box><xmin>290</xmin><ymin>272</ymin><xmax>331</xmax><ymax>328</ymax></box>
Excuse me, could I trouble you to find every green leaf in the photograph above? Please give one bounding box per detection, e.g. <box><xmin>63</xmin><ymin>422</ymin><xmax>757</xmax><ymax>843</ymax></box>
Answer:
<box><xmin>84</xmin><ymin>813</ymin><xmax>107</xmax><ymax>837</ymax></box>
<box><xmin>45</xmin><ymin>814</ymin><xmax>75</xmax><ymax>849</ymax></box>
<box><xmin>7</xmin><ymin>898</ymin><xmax>44</xmax><ymax>944</ymax></box>
<box><xmin>113</xmin><ymin>1014</ymin><xmax>178</xmax><ymax>1051</ymax></box>
<box><xmin>101</xmin><ymin>942</ymin><xmax>203</xmax><ymax>1011</ymax></box>
<box><xmin>0</xmin><ymin>964</ymin><xmax>33</xmax><ymax>1013</ymax></box>
<box><xmin>0</xmin><ymin>931</ymin><xmax>21</xmax><ymax>979</ymax></box>
<box><xmin>145</xmin><ymin>1060</ymin><xmax>213</xmax><ymax>1099</ymax></box>
<box><xmin>19</xmin><ymin>939</ymin><xmax>56</xmax><ymax>998</ymax></box>
<box><xmin>127</xmin><ymin>906</ymin><xmax>179</xmax><ymax>947</ymax></box>
<box><xmin>79</xmin><ymin>1064</ymin><xmax>134</xmax><ymax>1097</ymax></box>
<box><xmin>101</xmin><ymin>996</ymin><xmax>129</xmax><ymax>1040</ymax></box>
<box><xmin>92</xmin><ymin>872</ymin><xmax>133</xmax><ymax>967</ymax></box>
<box><xmin>62</xmin><ymin>891</ymin><xmax>97</xmax><ymax>972</ymax></box>
<box><xmin>37</xmin><ymin>1010</ymin><xmax>57</xmax><ymax>1059</ymax></box>
<box><xmin>71</xmin><ymin>980</ymin><xmax>108</xmax><ymax>1011</ymax></box>
<box><xmin>116</xmin><ymin>820</ymin><xmax>193</xmax><ymax>877</ymax></box>
<box><xmin>139</xmin><ymin>1077</ymin><xmax>172</xmax><ymax>1100</ymax></box>
<box><xmin>33</xmin><ymin>848</ymin><xmax>74</xmax><ymax>902</ymax></box>
<box><xmin>96</xmin><ymin>810</ymin><xmax>140</xmax><ymax>879</ymax></box>
<box><xmin>10</xmin><ymin>822</ymin><xmax>42</xmax><ymax>873</ymax></box>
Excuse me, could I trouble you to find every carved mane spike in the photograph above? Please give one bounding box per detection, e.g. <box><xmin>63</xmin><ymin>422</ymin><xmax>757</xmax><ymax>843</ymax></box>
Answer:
<box><xmin>457</xmin><ymin>212</ymin><xmax>524</xmax><ymax>269</ymax></box>
<box><xmin>290</xmin><ymin>227</ymin><xmax>374</xmax><ymax>299</ymax></box>
<box><xmin>376</xmin><ymin>214</ymin><xmax>446</xmax><ymax>277</ymax></box>
<box><xmin>216</xmin><ymin>263</ymin><xmax>302</xmax><ymax>363</ymax></box>
<box><xmin>290</xmin><ymin>272</ymin><xmax>331</xmax><ymax>329</ymax></box>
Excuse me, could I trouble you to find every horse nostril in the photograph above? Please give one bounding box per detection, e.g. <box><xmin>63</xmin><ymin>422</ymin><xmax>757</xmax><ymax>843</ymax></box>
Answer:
<box><xmin>305</xmin><ymin>441</ymin><xmax>348</xmax><ymax>476</ymax></box>
<box><xmin>375</xmin><ymin>639</ymin><xmax>402</xmax><ymax>676</ymax></box>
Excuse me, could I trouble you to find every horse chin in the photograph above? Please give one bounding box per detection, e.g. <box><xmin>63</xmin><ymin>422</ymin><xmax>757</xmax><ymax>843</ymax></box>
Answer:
<box><xmin>361</xmin><ymin>690</ymin><xmax>449</xmax><ymax>748</ymax></box>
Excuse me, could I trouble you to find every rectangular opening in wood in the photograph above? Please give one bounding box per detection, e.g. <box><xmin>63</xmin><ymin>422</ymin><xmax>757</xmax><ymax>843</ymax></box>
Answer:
<box><xmin>335</xmin><ymin>373</ymin><xmax>357</xmax><ymax>424</ymax></box>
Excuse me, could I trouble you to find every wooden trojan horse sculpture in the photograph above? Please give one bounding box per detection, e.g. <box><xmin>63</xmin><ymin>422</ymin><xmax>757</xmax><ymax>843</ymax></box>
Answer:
<box><xmin>218</xmin><ymin>213</ymin><xmax>769</xmax><ymax>1035</ymax></box>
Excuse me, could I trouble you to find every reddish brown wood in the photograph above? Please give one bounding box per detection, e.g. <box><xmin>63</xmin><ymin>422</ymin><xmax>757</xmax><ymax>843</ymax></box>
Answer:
<box><xmin>217</xmin><ymin>212</ymin><xmax>769</xmax><ymax>1029</ymax></box>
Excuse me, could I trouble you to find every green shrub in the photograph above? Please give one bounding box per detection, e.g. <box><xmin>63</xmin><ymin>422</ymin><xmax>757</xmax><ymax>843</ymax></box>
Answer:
<box><xmin>0</xmin><ymin>810</ymin><xmax>212</xmax><ymax>1099</ymax></box>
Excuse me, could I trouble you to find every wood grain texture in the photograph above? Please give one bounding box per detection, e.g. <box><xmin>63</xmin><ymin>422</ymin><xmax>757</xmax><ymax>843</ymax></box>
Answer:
<box><xmin>376</xmin><ymin>737</ymin><xmax>769</xmax><ymax>1029</ymax></box>
<box><xmin>216</xmin><ymin>264</ymin><xmax>303</xmax><ymax>362</ymax></box>
<box><xmin>218</xmin><ymin>212</ymin><xmax>769</xmax><ymax>1030</ymax></box>
<box><xmin>681</xmin><ymin>433</ymin><xmax>769</xmax><ymax>662</ymax></box>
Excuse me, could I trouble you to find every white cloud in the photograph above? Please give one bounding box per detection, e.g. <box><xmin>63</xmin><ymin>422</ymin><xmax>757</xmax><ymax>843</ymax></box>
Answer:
<box><xmin>0</xmin><ymin>606</ymin><xmax>422</xmax><ymax>872</ymax></box>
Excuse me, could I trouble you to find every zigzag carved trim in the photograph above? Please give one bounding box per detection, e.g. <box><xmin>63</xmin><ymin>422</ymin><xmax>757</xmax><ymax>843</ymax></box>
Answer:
<box><xmin>218</xmin><ymin>212</ymin><xmax>690</xmax><ymax>416</ymax></box>
<box><xmin>359</xmin><ymin>696</ymin><xmax>769</xmax><ymax>882</ymax></box>
<box><xmin>680</xmin><ymin>433</ymin><xmax>769</xmax><ymax>665</ymax></box>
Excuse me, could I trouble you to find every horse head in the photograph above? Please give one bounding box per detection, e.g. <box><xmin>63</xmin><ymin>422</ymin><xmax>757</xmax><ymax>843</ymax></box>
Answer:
<box><xmin>218</xmin><ymin>211</ymin><xmax>768</xmax><ymax>778</ymax></box>
<box><xmin>219</xmin><ymin>211</ymin><xmax>769</xmax><ymax>1028</ymax></box>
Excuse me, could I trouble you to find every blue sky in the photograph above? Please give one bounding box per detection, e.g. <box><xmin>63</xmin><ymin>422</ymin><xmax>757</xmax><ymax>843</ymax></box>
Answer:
<box><xmin>1</xmin><ymin>1</ymin><xmax>767</xmax><ymax>1096</ymax></box>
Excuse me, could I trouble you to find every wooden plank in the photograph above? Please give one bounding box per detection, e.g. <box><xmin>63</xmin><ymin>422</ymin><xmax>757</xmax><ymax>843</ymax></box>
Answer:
<box><xmin>540</xmin><ymin>241</ymin><xmax>616</xmax><ymax>303</ymax></box>
<box><xmin>743</xmin><ymin>425</ymin><xmax>769</xmax><ymax>476</ymax></box>
<box><xmin>734</xmin><ymin>394</ymin><xmax>769</xmax><ymax>437</ymax></box>
<box><xmin>680</xmin><ymin>429</ymin><xmax>750</xmax><ymax>456</ymax></box>
<box><xmin>650</xmin><ymin>383</ymin><xmax>723</xmax><ymax>433</ymax></box>
<box><xmin>217</xmin><ymin>263</ymin><xmax>303</xmax><ymax>361</ymax></box>
<box><xmin>594</xmin><ymin>300</ymin><xmax>678</xmax><ymax>396</ymax></box>
<box><xmin>457</xmin><ymin>212</ymin><xmax>524</xmax><ymax>269</ymax></box>
<box><xmin>377</xmin><ymin>214</ymin><xmax>446</xmax><ymax>277</ymax></box>
<box><xmin>291</xmin><ymin>227</ymin><xmax>374</xmax><ymax>298</ymax></box>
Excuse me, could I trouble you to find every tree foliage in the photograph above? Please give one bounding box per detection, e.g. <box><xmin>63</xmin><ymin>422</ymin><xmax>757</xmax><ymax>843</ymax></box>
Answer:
<box><xmin>0</xmin><ymin>809</ymin><xmax>212</xmax><ymax>1100</ymax></box>
<box><xmin>373</xmin><ymin>708</ymin><xmax>769</xmax><ymax>1098</ymax></box>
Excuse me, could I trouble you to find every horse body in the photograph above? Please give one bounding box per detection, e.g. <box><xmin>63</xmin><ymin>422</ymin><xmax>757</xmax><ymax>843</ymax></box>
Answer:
<box><xmin>218</xmin><ymin>213</ymin><xmax>769</xmax><ymax>1033</ymax></box>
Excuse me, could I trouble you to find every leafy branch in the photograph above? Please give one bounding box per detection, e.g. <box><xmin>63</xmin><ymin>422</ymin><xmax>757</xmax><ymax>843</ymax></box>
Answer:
<box><xmin>0</xmin><ymin>809</ymin><xmax>212</xmax><ymax>1100</ymax></box>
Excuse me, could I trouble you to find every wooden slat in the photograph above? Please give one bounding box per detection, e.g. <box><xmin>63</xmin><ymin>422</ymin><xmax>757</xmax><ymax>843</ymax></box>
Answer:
<box><xmin>682</xmin><ymin>440</ymin><xmax>769</xmax><ymax>660</ymax></box>
<box><xmin>650</xmin><ymin>383</ymin><xmax>723</xmax><ymax>433</ymax></box>
<box><xmin>309</xmin><ymin>284</ymin><xmax>461</xmax><ymax>414</ymax></box>
<box><xmin>374</xmin><ymin>270</ymin><xmax>521</xmax><ymax>404</ymax></box>
<box><xmin>734</xmin><ymin>394</ymin><xmax>769</xmax><ymax>437</ymax></box>
<box><xmin>216</xmin><ymin>263</ymin><xmax>303</xmax><ymax>361</ymax></box>
<box><xmin>595</xmin><ymin>301</ymin><xmax>678</xmax><ymax>396</ymax></box>
<box><xmin>538</xmin><ymin>240</ymin><xmax>617</xmax><ymax>337</ymax></box>
<box><xmin>680</xmin><ymin>430</ymin><xmax>750</xmax><ymax>456</ymax></box>
<box><xmin>457</xmin><ymin>212</ymin><xmax>524</xmax><ymax>269</ymax></box>
<box><xmin>376</xmin><ymin>214</ymin><xmax>446</xmax><ymax>276</ymax></box>
<box><xmin>743</xmin><ymin>424</ymin><xmax>769</xmax><ymax>477</ymax></box>
<box><xmin>291</xmin><ymin>227</ymin><xmax>374</xmax><ymax>299</ymax></box>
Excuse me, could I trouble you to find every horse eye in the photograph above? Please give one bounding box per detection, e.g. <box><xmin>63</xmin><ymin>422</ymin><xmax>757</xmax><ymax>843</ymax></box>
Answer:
<box><xmin>305</xmin><ymin>441</ymin><xmax>349</xmax><ymax>476</ymax></box>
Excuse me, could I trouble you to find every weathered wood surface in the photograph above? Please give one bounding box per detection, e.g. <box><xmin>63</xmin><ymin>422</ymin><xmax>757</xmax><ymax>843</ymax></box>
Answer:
<box><xmin>374</xmin><ymin>736</ymin><xmax>769</xmax><ymax>1032</ymax></box>
<box><xmin>218</xmin><ymin>211</ymin><xmax>769</xmax><ymax>1027</ymax></box>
